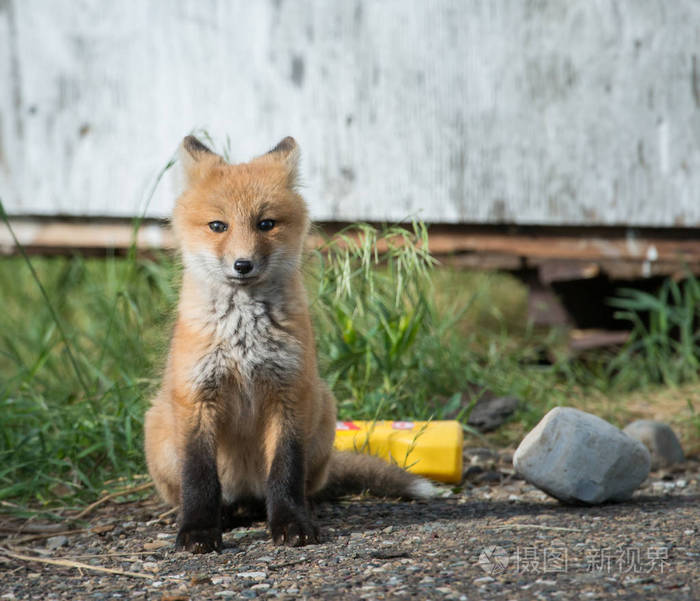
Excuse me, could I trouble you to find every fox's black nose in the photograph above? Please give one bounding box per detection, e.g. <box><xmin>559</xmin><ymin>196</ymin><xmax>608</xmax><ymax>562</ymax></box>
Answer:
<box><xmin>234</xmin><ymin>259</ymin><xmax>253</xmax><ymax>275</ymax></box>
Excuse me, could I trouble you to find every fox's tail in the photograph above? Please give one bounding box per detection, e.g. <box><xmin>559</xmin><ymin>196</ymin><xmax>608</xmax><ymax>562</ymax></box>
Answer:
<box><xmin>316</xmin><ymin>450</ymin><xmax>439</xmax><ymax>501</ymax></box>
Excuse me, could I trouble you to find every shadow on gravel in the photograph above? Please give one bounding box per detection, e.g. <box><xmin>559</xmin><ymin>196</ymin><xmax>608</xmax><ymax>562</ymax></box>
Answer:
<box><xmin>313</xmin><ymin>493</ymin><xmax>700</xmax><ymax>540</ymax></box>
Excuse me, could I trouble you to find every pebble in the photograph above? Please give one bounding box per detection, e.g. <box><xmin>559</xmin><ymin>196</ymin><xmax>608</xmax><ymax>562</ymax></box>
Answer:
<box><xmin>623</xmin><ymin>420</ymin><xmax>685</xmax><ymax>469</ymax></box>
<box><xmin>473</xmin><ymin>576</ymin><xmax>494</xmax><ymax>585</ymax></box>
<box><xmin>237</xmin><ymin>572</ymin><xmax>267</xmax><ymax>580</ymax></box>
<box><xmin>467</xmin><ymin>396</ymin><xmax>520</xmax><ymax>432</ymax></box>
<box><xmin>46</xmin><ymin>535</ymin><xmax>69</xmax><ymax>550</ymax></box>
<box><xmin>250</xmin><ymin>583</ymin><xmax>270</xmax><ymax>591</ymax></box>
<box><xmin>142</xmin><ymin>562</ymin><xmax>160</xmax><ymax>573</ymax></box>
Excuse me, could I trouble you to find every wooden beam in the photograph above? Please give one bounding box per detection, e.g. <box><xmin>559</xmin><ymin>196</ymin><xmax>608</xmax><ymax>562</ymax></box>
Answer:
<box><xmin>1</xmin><ymin>219</ymin><xmax>698</xmax><ymax>280</ymax></box>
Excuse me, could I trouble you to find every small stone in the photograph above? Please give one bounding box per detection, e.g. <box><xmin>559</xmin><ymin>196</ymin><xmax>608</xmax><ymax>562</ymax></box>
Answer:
<box><xmin>250</xmin><ymin>583</ymin><xmax>270</xmax><ymax>591</ymax></box>
<box><xmin>463</xmin><ymin>465</ymin><xmax>484</xmax><ymax>480</ymax></box>
<box><xmin>476</xmin><ymin>470</ymin><xmax>503</xmax><ymax>484</ymax></box>
<box><xmin>143</xmin><ymin>540</ymin><xmax>169</xmax><ymax>551</ymax></box>
<box><xmin>214</xmin><ymin>593</ymin><xmax>235</xmax><ymax>598</ymax></box>
<box><xmin>237</xmin><ymin>571</ymin><xmax>267</xmax><ymax>581</ymax></box>
<box><xmin>468</xmin><ymin>396</ymin><xmax>520</xmax><ymax>432</ymax></box>
<box><xmin>513</xmin><ymin>407</ymin><xmax>650</xmax><ymax>504</ymax></box>
<box><xmin>46</xmin><ymin>535</ymin><xmax>69</xmax><ymax>550</ymax></box>
<box><xmin>623</xmin><ymin>420</ymin><xmax>685</xmax><ymax>469</ymax></box>
<box><xmin>473</xmin><ymin>576</ymin><xmax>494</xmax><ymax>585</ymax></box>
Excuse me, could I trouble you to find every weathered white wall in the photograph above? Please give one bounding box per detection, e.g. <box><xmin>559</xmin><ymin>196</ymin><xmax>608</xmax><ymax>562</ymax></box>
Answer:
<box><xmin>1</xmin><ymin>0</ymin><xmax>699</xmax><ymax>225</ymax></box>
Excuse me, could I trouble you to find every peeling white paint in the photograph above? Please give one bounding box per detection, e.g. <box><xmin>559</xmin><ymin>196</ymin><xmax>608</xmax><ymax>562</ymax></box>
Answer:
<box><xmin>1</xmin><ymin>0</ymin><xmax>699</xmax><ymax>226</ymax></box>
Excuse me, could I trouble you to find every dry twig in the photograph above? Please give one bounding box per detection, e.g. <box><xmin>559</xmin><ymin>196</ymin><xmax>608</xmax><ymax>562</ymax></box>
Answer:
<box><xmin>73</xmin><ymin>482</ymin><xmax>154</xmax><ymax>520</ymax></box>
<box><xmin>157</xmin><ymin>507</ymin><xmax>178</xmax><ymax>520</ymax></box>
<box><xmin>0</xmin><ymin>547</ymin><xmax>154</xmax><ymax>580</ymax></box>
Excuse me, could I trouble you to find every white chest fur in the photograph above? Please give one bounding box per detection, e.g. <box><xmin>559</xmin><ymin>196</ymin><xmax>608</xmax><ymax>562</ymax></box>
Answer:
<box><xmin>191</xmin><ymin>288</ymin><xmax>302</xmax><ymax>397</ymax></box>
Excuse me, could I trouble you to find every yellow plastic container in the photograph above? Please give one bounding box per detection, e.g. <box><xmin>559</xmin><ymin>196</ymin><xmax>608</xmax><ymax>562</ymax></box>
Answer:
<box><xmin>334</xmin><ymin>420</ymin><xmax>463</xmax><ymax>483</ymax></box>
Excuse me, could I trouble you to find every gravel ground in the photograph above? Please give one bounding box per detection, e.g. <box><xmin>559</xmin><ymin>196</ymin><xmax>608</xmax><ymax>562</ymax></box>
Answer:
<box><xmin>1</xmin><ymin>451</ymin><xmax>698</xmax><ymax>601</ymax></box>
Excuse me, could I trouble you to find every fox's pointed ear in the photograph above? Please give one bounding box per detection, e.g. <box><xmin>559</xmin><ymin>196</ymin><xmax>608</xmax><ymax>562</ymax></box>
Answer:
<box><xmin>179</xmin><ymin>135</ymin><xmax>222</xmax><ymax>184</ymax></box>
<box><xmin>253</xmin><ymin>136</ymin><xmax>300</xmax><ymax>188</ymax></box>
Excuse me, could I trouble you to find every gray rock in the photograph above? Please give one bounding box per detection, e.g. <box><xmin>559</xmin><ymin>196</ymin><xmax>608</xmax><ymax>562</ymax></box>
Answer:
<box><xmin>623</xmin><ymin>420</ymin><xmax>685</xmax><ymax>470</ymax></box>
<box><xmin>513</xmin><ymin>407</ymin><xmax>650</xmax><ymax>504</ymax></box>
<box><xmin>467</xmin><ymin>396</ymin><xmax>519</xmax><ymax>432</ymax></box>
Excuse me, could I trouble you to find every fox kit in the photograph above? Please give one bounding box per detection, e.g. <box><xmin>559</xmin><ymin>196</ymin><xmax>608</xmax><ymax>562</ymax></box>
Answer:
<box><xmin>144</xmin><ymin>135</ymin><xmax>435</xmax><ymax>553</ymax></box>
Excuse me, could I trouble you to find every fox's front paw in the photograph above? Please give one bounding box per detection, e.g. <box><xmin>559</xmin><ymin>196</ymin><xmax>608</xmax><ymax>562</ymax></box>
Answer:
<box><xmin>175</xmin><ymin>526</ymin><xmax>222</xmax><ymax>554</ymax></box>
<box><xmin>268</xmin><ymin>504</ymin><xmax>319</xmax><ymax>547</ymax></box>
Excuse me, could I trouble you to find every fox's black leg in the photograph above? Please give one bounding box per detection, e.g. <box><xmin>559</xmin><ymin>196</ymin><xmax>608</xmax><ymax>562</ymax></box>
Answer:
<box><xmin>266</xmin><ymin>435</ymin><xmax>319</xmax><ymax>546</ymax></box>
<box><xmin>176</xmin><ymin>433</ymin><xmax>222</xmax><ymax>553</ymax></box>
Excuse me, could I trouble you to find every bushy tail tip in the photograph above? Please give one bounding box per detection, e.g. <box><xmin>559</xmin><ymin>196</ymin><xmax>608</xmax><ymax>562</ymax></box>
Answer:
<box><xmin>316</xmin><ymin>450</ymin><xmax>439</xmax><ymax>501</ymax></box>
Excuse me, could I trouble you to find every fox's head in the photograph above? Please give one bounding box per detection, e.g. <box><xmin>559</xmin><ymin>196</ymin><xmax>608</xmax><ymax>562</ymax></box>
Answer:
<box><xmin>173</xmin><ymin>136</ymin><xmax>309</xmax><ymax>291</ymax></box>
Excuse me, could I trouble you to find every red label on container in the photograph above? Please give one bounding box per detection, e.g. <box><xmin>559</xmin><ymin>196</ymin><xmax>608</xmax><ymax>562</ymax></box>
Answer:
<box><xmin>336</xmin><ymin>421</ymin><xmax>361</xmax><ymax>431</ymax></box>
<box><xmin>392</xmin><ymin>421</ymin><xmax>415</xmax><ymax>430</ymax></box>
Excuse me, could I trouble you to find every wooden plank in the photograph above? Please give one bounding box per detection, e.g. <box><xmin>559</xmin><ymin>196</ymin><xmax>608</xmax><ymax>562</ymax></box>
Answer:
<box><xmin>423</xmin><ymin>229</ymin><xmax>700</xmax><ymax>264</ymax></box>
<box><xmin>2</xmin><ymin>220</ymin><xmax>698</xmax><ymax>282</ymax></box>
<box><xmin>0</xmin><ymin>220</ymin><xmax>175</xmax><ymax>254</ymax></box>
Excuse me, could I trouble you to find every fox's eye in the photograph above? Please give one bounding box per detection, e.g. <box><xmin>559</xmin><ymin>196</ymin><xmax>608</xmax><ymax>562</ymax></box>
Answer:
<box><xmin>258</xmin><ymin>219</ymin><xmax>275</xmax><ymax>231</ymax></box>
<box><xmin>208</xmin><ymin>221</ymin><xmax>228</xmax><ymax>233</ymax></box>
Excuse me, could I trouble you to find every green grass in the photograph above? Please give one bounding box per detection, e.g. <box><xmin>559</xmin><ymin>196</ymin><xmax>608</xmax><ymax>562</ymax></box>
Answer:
<box><xmin>0</xmin><ymin>251</ymin><xmax>177</xmax><ymax>507</ymax></box>
<box><xmin>609</xmin><ymin>273</ymin><xmax>700</xmax><ymax>387</ymax></box>
<box><xmin>0</xmin><ymin>213</ymin><xmax>698</xmax><ymax>512</ymax></box>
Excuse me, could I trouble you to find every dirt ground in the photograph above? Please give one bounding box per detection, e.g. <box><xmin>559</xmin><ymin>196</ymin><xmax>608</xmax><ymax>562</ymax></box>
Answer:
<box><xmin>1</xmin><ymin>451</ymin><xmax>698</xmax><ymax>601</ymax></box>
